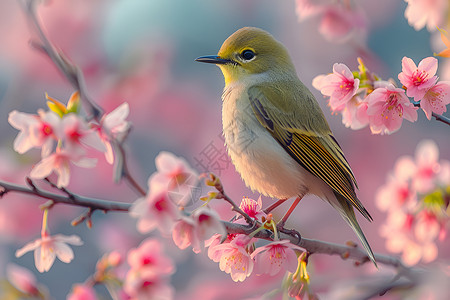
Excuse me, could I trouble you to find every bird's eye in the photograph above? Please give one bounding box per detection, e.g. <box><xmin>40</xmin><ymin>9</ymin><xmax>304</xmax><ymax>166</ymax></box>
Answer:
<box><xmin>241</xmin><ymin>49</ymin><xmax>255</xmax><ymax>61</ymax></box>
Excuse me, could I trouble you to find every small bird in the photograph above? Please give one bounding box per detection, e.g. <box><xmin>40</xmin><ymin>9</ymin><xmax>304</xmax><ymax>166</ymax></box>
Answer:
<box><xmin>196</xmin><ymin>27</ymin><xmax>376</xmax><ymax>265</ymax></box>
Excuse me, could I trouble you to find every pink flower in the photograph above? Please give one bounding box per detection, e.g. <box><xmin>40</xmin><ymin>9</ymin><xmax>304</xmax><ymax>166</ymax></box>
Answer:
<box><xmin>239</xmin><ymin>196</ymin><xmax>265</xmax><ymax>221</ymax></box>
<box><xmin>209</xmin><ymin>235</ymin><xmax>254</xmax><ymax>282</ymax></box>
<box><xmin>341</xmin><ymin>96</ymin><xmax>369</xmax><ymax>130</ymax></box>
<box><xmin>130</xmin><ymin>186</ymin><xmax>180</xmax><ymax>235</ymax></box>
<box><xmin>366</xmin><ymin>84</ymin><xmax>418</xmax><ymax>134</ymax></box>
<box><xmin>420</xmin><ymin>81</ymin><xmax>450</xmax><ymax>120</ymax></box>
<box><xmin>172</xmin><ymin>216</ymin><xmax>198</xmax><ymax>251</ymax></box>
<box><xmin>151</xmin><ymin>151</ymin><xmax>199</xmax><ymax>206</ymax></box>
<box><xmin>251</xmin><ymin>240</ymin><xmax>303</xmax><ymax>276</ymax></box>
<box><xmin>97</xmin><ymin>102</ymin><xmax>131</xmax><ymax>164</ymax></box>
<box><xmin>15</xmin><ymin>231</ymin><xmax>83</xmax><ymax>273</ymax></box>
<box><xmin>124</xmin><ymin>238</ymin><xmax>174</xmax><ymax>300</ymax></box>
<box><xmin>123</xmin><ymin>272</ymin><xmax>174</xmax><ymax>300</ymax></box>
<box><xmin>61</xmin><ymin>113</ymin><xmax>105</xmax><ymax>153</ymax></box>
<box><xmin>6</xmin><ymin>264</ymin><xmax>40</xmax><ymax>296</ymax></box>
<box><xmin>398</xmin><ymin>56</ymin><xmax>438</xmax><ymax>101</ymax></box>
<box><xmin>313</xmin><ymin>63</ymin><xmax>360</xmax><ymax>111</ymax></box>
<box><xmin>411</xmin><ymin>140</ymin><xmax>441</xmax><ymax>194</ymax></box>
<box><xmin>404</xmin><ymin>0</ymin><xmax>448</xmax><ymax>31</ymax></box>
<box><xmin>8</xmin><ymin>109</ymin><xmax>60</xmax><ymax>157</ymax></box>
<box><xmin>67</xmin><ymin>284</ymin><xmax>97</xmax><ymax>300</ymax></box>
<box><xmin>172</xmin><ymin>208</ymin><xmax>226</xmax><ymax>253</ymax></box>
<box><xmin>295</xmin><ymin>0</ymin><xmax>326</xmax><ymax>20</ymax></box>
<box><xmin>318</xmin><ymin>4</ymin><xmax>366</xmax><ymax>43</ymax></box>
<box><xmin>29</xmin><ymin>148</ymin><xmax>97</xmax><ymax>188</ymax></box>
<box><xmin>127</xmin><ymin>239</ymin><xmax>174</xmax><ymax>276</ymax></box>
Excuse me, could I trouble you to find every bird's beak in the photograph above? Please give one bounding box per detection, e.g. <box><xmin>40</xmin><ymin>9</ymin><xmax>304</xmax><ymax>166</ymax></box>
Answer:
<box><xmin>195</xmin><ymin>55</ymin><xmax>233</xmax><ymax>65</ymax></box>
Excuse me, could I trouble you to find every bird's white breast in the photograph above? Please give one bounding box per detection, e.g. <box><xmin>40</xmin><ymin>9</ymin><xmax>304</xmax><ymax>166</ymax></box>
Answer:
<box><xmin>221</xmin><ymin>78</ymin><xmax>311</xmax><ymax>199</ymax></box>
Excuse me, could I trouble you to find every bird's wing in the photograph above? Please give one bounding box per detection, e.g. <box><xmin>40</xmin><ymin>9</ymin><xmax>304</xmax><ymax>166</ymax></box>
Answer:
<box><xmin>248</xmin><ymin>83</ymin><xmax>372</xmax><ymax>221</ymax></box>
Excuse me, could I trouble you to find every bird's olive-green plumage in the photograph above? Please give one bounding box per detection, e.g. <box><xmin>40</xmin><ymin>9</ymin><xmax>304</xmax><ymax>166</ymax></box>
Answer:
<box><xmin>196</xmin><ymin>27</ymin><xmax>376</xmax><ymax>266</ymax></box>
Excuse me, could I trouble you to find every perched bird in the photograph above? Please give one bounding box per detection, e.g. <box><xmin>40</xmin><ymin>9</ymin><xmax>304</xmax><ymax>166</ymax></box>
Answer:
<box><xmin>196</xmin><ymin>27</ymin><xmax>376</xmax><ymax>265</ymax></box>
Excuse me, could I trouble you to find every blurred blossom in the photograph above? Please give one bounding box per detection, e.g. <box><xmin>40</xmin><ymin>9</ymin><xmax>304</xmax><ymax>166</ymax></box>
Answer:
<box><xmin>398</xmin><ymin>56</ymin><xmax>438</xmax><ymax>101</ymax></box>
<box><xmin>61</xmin><ymin>113</ymin><xmax>105</xmax><ymax>153</ymax></box>
<box><xmin>377</xmin><ymin>140</ymin><xmax>449</xmax><ymax>265</ymax></box>
<box><xmin>30</xmin><ymin>147</ymin><xmax>97</xmax><ymax>188</ymax></box>
<box><xmin>251</xmin><ymin>240</ymin><xmax>302</xmax><ymax>276</ymax></box>
<box><xmin>124</xmin><ymin>238</ymin><xmax>174</xmax><ymax>300</ymax></box>
<box><xmin>8</xmin><ymin>109</ymin><xmax>60</xmax><ymax>157</ymax></box>
<box><xmin>366</xmin><ymin>84</ymin><xmax>418</xmax><ymax>134</ymax></box>
<box><xmin>16</xmin><ymin>231</ymin><xmax>83</xmax><ymax>273</ymax></box>
<box><xmin>151</xmin><ymin>151</ymin><xmax>199</xmax><ymax>206</ymax></box>
<box><xmin>318</xmin><ymin>3</ymin><xmax>366</xmax><ymax>43</ymax></box>
<box><xmin>172</xmin><ymin>207</ymin><xmax>225</xmax><ymax>254</ymax></box>
<box><xmin>435</xmin><ymin>27</ymin><xmax>450</xmax><ymax>58</ymax></box>
<box><xmin>97</xmin><ymin>102</ymin><xmax>131</xmax><ymax>164</ymax></box>
<box><xmin>404</xmin><ymin>0</ymin><xmax>448</xmax><ymax>32</ymax></box>
<box><xmin>67</xmin><ymin>284</ymin><xmax>97</xmax><ymax>300</ymax></box>
<box><xmin>6</xmin><ymin>264</ymin><xmax>40</xmax><ymax>296</ymax></box>
<box><xmin>295</xmin><ymin>0</ymin><xmax>367</xmax><ymax>43</ymax></box>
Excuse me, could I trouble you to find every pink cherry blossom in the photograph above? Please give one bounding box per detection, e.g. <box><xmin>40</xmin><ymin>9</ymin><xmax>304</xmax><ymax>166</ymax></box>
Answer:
<box><xmin>412</xmin><ymin>140</ymin><xmax>441</xmax><ymax>194</ymax></box>
<box><xmin>172</xmin><ymin>216</ymin><xmax>198</xmax><ymax>251</ymax></box>
<box><xmin>366</xmin><ymin>84</ymin><xmax>418</xmax><ymax>134</ymax></box>
<box><xmin>209</xmin><ymin>234</ymin><xmax>254</xmax><ymax>282</ymax></box>
<box><xmin>150</xmin><ymin>151</ymin><xmax>199</xmax><ymax>206</ymax></box>
<box><xmin>124</xmin><ymin>238</ymin><xmax>174</xmax><ymax>300</ymax></box>
<box><xmin>404</xmin><ymin>0</ymin><xmax>448</xmax><ymax>32</ymax></box>
<box><xmin>318</xmin><ymin>3</ymin><xmax>366</xmax><ymax>43</ymax></box>
<box><xmin>251</xmin><ymin>240</ymin><xmax>303</xmax><ymax>276</ymax></box>
<box><xmin>398</xmin><ymin>56</ymin><xmax>438</xmax><ymax>101</ymax></box>
<box><xmin>6</xmin><ymin>264</ymin><xmax>40</xmax><ymax>296</ymax></box>
<box><xmin>295</xmin><ymin>0</ymin><xmax>326</xmax><ymax>20</ymax></box>
<box><xmin>239</xmin><ymin>196</ymin><xmax>265</xmax><ymax>221</ymax></box>
<box><xmin>29</xmin><ymin>148</ymin><xmax>97</xmax><ymax>188</ymax></box>
<box><xmin>67</xmin><ymin>284</ymin><xmax>97</xmax><ymax>300</ymax></box>
<box><xmin>341</xmin><ymin>96</ymin><xmax>370</xmax><ymax>130</ymax></box>
<box><xmin>61</xmin><ymin>113</ymin><xmax>105</xmax><ymax>153</ymax></box>
<box><xmin>123</xmin><ymin>272</ymin><xmax>174</xmax><ymax>300</ymax></box>
<box><xmin>97</xmin><ymin>102</ymin><xmax>131</xmax><ymax>164</ymax></box>
<box><xmin>129</xmin><ymin>186</ymin><xmax>180</xmax><ymax>235</ymax></box>
<box><xmin>127</xmin><ymin>239</ymin><xmax>174</xmax><ymax>276</ymax></box>
<box><xmin>420</xmin><ymin>81</ymin><xmax>450</xmax><ymax>120</ymax></box>
<box><xmin>15</xmin><ymin>231</ymin><xmax>83</xmax><ymax>273</ymax></box>
<box><xmin>172</xmin><ymin>208</ymin><xmax>225</xmax><ymax>253</ymax></box>
<box><xmin>8</xmin><ymin>109</ymin><xmax>60</xmax><ymax>157</ymax></box>
<box><xmin>312</xmin><ymin>63</ymin><xmax>360</xmax><ymax>111</ymax></box>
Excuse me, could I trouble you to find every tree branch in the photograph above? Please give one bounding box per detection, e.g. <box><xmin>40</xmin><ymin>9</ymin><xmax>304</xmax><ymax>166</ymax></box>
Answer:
<box><xmin>0</xmin><ymin>178</ymin><xmax>409</xmax><ymax>271</ymax></box>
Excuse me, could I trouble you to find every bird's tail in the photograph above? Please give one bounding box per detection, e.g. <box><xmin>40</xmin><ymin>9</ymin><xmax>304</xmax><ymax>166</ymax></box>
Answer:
<box><xmin>334</xmin><ymin>194</ymin><xmax>377</xmax><ymax>267</ymax></box>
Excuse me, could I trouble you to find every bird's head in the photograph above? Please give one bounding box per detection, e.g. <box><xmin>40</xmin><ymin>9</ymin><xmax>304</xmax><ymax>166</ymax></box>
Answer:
<box><xmin>196</xmin><ymin>27</ymin><xmax>295</xmax><ymax>85</ymax></box>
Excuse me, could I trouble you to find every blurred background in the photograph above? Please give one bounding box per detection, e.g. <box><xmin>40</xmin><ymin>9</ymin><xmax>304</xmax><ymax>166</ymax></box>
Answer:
<box><xmin>0</xmin><ymin>0</ymin><xmax>448</xmax><ymax>299</ymax></box>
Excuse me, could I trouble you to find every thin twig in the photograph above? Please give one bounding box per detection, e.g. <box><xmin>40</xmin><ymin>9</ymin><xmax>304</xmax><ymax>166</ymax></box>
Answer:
<box><xmin>0</xmin><ymin>179</ymin><xmax>130</xmax><ymax>212</ymax></box>
<box><xmin>412</xmin><ymin>101</ymin><xmax>450</xmax><ymax>126</ymax></box>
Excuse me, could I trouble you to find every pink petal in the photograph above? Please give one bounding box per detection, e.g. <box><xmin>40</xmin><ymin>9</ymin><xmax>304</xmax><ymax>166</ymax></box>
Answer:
<box><xmin>15</xmin><ymin>239</ymin><xmax>42</xmax><ymax>258</ymax></box>
<box><xmin>35</xmin><ymin>244</ymin><xmax>56</xmax><ymax>273</ymax></box>
<box><xmin>401</xmin><ymin>56</ymin><xmax>417</xmax><ymax>77</ymax></box>
<box><xmin>54</xmin><ymin>241</ymin><xmax>74</xmax><ymax>263</ymax></box>
<box><xmin>103</xmin><ymin>102</ymin><xmax>130</xmax><ymax>131</ymax></box>
<box><xmin>418</xmin><ymin>57</ymin><xmax>438</xmax><ymax>76</ymax></box>
<box><xmin>29</xmin><ymin>155</ymin><xmax>56</xmax><ymax>180</ymax></box>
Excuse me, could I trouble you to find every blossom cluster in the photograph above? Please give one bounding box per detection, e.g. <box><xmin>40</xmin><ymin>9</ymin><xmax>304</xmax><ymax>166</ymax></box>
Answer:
<box><xmin>376</xmin><ymin>140</ymin><xmax>449</xmax><ymax>266</ymax></box>
<box><xmin>128</xmin><ymin>152</ymin><xmax>314</xmax><ymax>298</ymax></box>
<box><xmin>295</xmin><ymin>0</ymin><xmax>367</xmax><ymax>43</ymax></box>
<box><xmin>313</xmin><ymin>57</ymin><xmax>450</xmax><ymax>134</ymax></box>
<box><xmin>8</xmin><ymin>92</ymin><xmax>130</xmax><ymax>187</ymax></box>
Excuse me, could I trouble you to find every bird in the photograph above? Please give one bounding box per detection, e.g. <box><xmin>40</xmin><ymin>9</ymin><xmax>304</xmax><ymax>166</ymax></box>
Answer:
<box><xmin>195</xmin><ymin>27</ymin><xmax>376</xmax><ymax>265</ymax></box>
